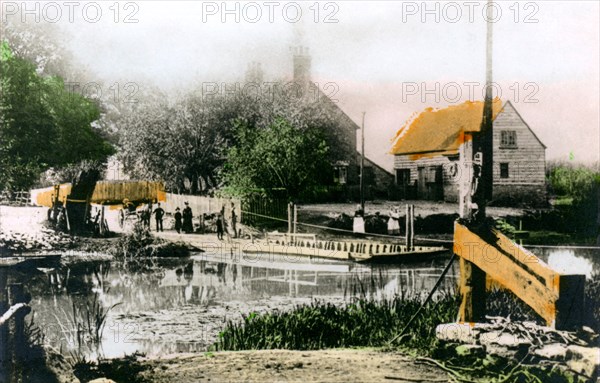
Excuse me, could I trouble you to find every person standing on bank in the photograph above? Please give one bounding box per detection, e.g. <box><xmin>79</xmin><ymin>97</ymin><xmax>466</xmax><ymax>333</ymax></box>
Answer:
<box><xmin>216</xmin><ymin>213</ymin><xmax>224</xmax><ymax>240</ymax></box>
<box><xmin>230</xmin><ymin>202</ymin><xmax>238</xmax><ymax>238</ymax></box>
<box><xmin>183</xmin><ymin>202</ymin><xmax>193</xmax><ymax>234</ymax></box>
<box><xmin>353</xmin><ymin>204</ymin><xmax>365</xmax><ymax>234</ymax></box>
<box><xmin>387</xmin><ymin>207</ymin><xmax>400</xmax><ymax>235</ymax></box>
<box><xmin>153</xmin><ymin>203</ymin><xmax>165</xmax><ymax>232</ymax></box>
<box><xmin>174</xmin><ymin>207</ymin><xmax>182</xmax><ymax>234</ymax></box>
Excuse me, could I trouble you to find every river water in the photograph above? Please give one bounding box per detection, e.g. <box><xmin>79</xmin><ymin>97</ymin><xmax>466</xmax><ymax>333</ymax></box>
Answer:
<box><xmin>10</xmin><ymin>246</ymin><xmax>599</xmax><ymax>359</ymax></box>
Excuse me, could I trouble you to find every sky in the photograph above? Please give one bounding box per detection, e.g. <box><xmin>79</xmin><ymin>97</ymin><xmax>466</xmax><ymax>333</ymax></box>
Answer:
<box><xmin>4</xmin><ymin>0</ymin><xmax>599</xmax><ymax>169</ymax></box>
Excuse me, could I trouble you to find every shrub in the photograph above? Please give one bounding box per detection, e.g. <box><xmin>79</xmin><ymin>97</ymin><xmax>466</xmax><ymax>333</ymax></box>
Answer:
<box><xmin>110</xmin><ymin>223</ymin><xmax>189</xmax><ymax>260</ymax></box>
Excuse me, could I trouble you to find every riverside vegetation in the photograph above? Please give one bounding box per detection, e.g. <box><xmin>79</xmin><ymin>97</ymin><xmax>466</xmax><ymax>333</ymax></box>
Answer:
<box><xmin>211</xmin><ymin>278</ymin><xmax>600</xmax><ymax>383</ymax></box>
<box><xmin>109</xmin><ymin>223</ymin><xmax>190</xmax><ymax>261</ymax></box>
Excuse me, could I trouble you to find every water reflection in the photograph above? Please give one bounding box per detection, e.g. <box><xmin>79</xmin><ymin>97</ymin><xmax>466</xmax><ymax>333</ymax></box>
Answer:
<box><xmin>17</xmin><ymin>252</ymin><xmax>459</xmax><ymax>358</ymax></box>
<box><xmin>15</xmin><ymin>246</ymin><xmax>599</xmax><ymax>359</ymax></box>
<box><xmin>529</xmin><ymin>247</ymin><xmax>599</xmax><ymax>278</ymax></box>
<box><xmin>549</xmin><ymin>250</ymin><xmax>594</xmax><ymax>277</ymax></box>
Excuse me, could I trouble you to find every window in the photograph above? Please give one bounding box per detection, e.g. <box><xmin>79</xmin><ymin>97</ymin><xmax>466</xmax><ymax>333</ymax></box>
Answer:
<box><xmin>338</xmin><ymin>167</ymin><xmax>347</xmax><ymax>184</ymax></box>
<box><xmin>396</xmin><ymin>169</ymin><xmax>411</xmax><ymax>185</ymax></box>
<box><xmin>500</xmin><ymin>163</ymin><xmax>509</xmax><ymax>178</ymax></box>
<box><xmin>500</xmin><ymin>130</ymin><xmax>517</xmax><ymax>148</ymax></box>
<box><xmin>333</xmin><ymin>163</ymin><xmax>348</xmax><ymax>185</ymax></box>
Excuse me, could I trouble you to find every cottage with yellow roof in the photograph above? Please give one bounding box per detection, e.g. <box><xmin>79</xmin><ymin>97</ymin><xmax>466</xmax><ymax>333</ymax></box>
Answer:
<box><xmin>390</xmin><ymin>99</ymin><xmax>546</xmax><ymax>206</ymax></box>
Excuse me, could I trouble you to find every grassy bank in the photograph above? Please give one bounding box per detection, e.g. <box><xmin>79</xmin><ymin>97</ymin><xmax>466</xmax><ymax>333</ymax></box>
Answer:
<box><xmin>214</xmin><ymin>295</ymin><xmax>458</xmax><ymax>352</ymax></box>
<box><xmin>212</xmin><ymin>290</ymin><xmax>594</xmax><ymax>383</ymax></box>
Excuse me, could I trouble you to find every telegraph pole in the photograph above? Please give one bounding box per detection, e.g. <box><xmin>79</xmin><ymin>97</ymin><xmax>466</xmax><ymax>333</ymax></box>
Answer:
<box><xmin>473</xmin><ymin>0</ymin><xmax>495</xmax><ymax>223</ymax></box>
<box><xmin>457</xmin><ymin>0</ymin><xmax>494</xmax><ymax>323</ymax></box>
<box><xmin>360</xmin><ymin>112</ymin><xmax>366</xmax><ymax>212</ymax></box>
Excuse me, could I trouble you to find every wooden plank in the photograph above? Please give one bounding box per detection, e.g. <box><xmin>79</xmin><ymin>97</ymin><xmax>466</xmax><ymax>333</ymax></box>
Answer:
<box><xmin>458</xmin><ymin>257</ymin><xmax>486</xmax><ymax>322</ymax></box>
<box><xmin>491</xmin><ymin>228</ymin><xmax>556</xmax><ymax>287</ymax></box>
<box><xmin>454</xmin><ymin>222</ymin><xmax>558</xmax><ymax>325</ymax></box>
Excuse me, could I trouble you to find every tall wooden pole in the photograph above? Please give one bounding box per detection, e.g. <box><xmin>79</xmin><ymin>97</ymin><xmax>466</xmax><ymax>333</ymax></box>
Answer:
<box><xmin>287</xmin><ymin>203</ymin><xmax>292</xmax><ymax>235</ymax></box>
<box><xmin>458</xmin><ymin>1</ymin><xmax>493</xmax><ymax>323</ymax></box>
<box><xmin>293</xmin><ymin>204</ymin><xmax>298</xmax><ymax>236</ymax></box>
<box><xmin>360</xmin><ymin>112</ymin><xmax>366</xmax><ymax>212</ymax></box>
<box><xmin>405</xmin><ymin>204</ymin><xmax>410</xmax><ymax>249</ymax></box>
<box><xmin>473</xmin><ymin>0</ymin><xmax>495</xmax><ymax>223</ymax></box>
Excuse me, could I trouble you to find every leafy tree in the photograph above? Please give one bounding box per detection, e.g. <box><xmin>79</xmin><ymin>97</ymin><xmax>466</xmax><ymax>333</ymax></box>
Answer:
<box><xmin>546</xmin><ymin>162</ymin><xmax>600</xmax><ymax>239</ymax></box>
<box><xmin>45</xmin><ymin>76</ymin><xmax>114</xmax><ymax>165</ymax></box>
<box><xmin>117</xmin><ymin>82</ymin><xmax>348</xmax><ymax>198</ymax></box>
<box><xmin>1</xmin><ymin>14</ymin><xmax>81</xmax><ymax>81</ymax></box>
<box><xmin>548</xmin><ymin>163</ymin><xmax>599</xmax><ymax>204</ymax></box>
<box><xmin>0</xmin><ymin>42</ymin><xmax>113</xmax><ymax>190</ymax></box>
<box><xmin>118</xmin><ymin>92</ymin><xmax>237</xmax><ymax>193</ymax></box>
<box><xmin>222</xmin><ymin>117</ymin><xmax>330</xmax><ymax>200</ymax></box>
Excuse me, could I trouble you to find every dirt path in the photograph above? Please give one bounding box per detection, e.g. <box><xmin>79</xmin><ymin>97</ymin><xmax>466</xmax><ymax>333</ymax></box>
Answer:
<box><xmin>138</xmin><ymin>349</ymin><xmax>450</xmax><ymax>383</ymax></box>
<box><xmin>0</xmin><ymin>206</ymin><xmax>48</xmax><ymax>235</ymax></box>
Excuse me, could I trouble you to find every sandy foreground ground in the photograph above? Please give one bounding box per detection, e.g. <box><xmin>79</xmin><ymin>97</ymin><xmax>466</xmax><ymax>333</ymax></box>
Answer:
<box><xmin>138</xmin><ymin>349</ymin><xmax>450</xmax><ymax>383</ymax></box>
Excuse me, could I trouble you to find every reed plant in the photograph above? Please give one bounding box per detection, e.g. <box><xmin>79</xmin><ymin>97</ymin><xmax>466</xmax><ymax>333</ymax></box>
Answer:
<box><xmin>213</xmin><ymin>293</ymin><xmax>459</xmax><ymax>352</ymax></box>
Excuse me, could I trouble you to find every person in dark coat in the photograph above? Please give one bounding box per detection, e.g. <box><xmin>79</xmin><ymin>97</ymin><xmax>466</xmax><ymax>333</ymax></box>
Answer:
<box><xmin>182</xmin><ymin>202</ymin><xmax>193</xmax><ymax>233</ymax></box>
<box><xmin>174</xmin><ymin>207</ymin><xmax>182</xmax><ymax>234</ymax></box>
<box><xmin>153</xmin><ymin>203</ymin><xmax>165</xmax><ymax>232</ymax></box>
<box><xmin>230</xmin><ymin>202</ymin><xmax>238</xmax><ymax>238</ymax></box>
<box><xmin>216</xmin><ymin>213</ymin><xmax>224</xmax><ymax>240</ymax></box>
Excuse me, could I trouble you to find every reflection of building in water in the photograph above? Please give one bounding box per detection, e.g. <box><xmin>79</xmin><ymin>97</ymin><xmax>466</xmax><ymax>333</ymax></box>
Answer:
<box><xmin>157</xmin><ymin>254</ymin><xmax>458</xmax><ymax>302</ymax></box>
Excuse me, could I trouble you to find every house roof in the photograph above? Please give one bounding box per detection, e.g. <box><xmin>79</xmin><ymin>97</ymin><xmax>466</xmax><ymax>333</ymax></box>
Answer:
<box><xmin>502</xmin><ymin>101</ymin><xmax>547</xmax><ymax>149</ymax></box>
<box><xmin>390</xmin><ymin>98</ymin><xmax>504</xmax><ymax>156</ymax></box>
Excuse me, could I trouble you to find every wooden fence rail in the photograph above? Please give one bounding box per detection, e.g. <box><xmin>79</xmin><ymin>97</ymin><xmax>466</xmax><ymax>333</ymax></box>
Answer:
<box><xmin>0</xmin><ymin>191</ymin><xmax>31</xmax><ymax>206</ymax></box>
<box><xmin>454</xmin><ymin>222</ymin><xmax>585</xmax><ymax>330</ymax></box>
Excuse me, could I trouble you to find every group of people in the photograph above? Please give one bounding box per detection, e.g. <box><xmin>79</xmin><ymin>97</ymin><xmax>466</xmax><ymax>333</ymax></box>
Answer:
<box><xmin>353</xmin><ymin>205</ymin><xmax>403</xmax><ymax>235</ymax></box>
<box><xmin>142</xmin><ymin>201</ymin><xmax>193</xmax><ymax>233</ymax></box>
<box><xmin>137</xmin><ymin>200</ymin><xmax>236</xmax><ymax>238</ymax></box>
<box><xmin>173</xmin><ymin>202</ymin><xmax>194</xmax><ymax>233</ymax></box>
<box><xmin>139</xmin><ymin>201</ymin><xmax>166</xmax><ymax>232</ymax></box>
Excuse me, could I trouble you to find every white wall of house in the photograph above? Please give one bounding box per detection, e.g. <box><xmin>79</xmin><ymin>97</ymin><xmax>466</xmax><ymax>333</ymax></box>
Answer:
<box><xmin>492</xmin><ymin>102</ymin><xmax>546</xmax><ymax>186</ymax></box>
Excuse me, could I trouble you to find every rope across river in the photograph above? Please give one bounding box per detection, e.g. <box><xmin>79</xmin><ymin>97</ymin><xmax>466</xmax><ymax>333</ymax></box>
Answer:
<box><xmin>240</xmin><ymin>209</ymin><xmax>600</xmax><ymax>250</ymax></box>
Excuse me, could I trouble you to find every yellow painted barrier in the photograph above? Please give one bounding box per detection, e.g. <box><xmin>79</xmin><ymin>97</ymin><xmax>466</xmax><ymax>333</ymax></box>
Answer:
<box><xmin>454</xmin><ymin>222</ymin><xmax>585</xmax><ymax>329</ymax></box>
